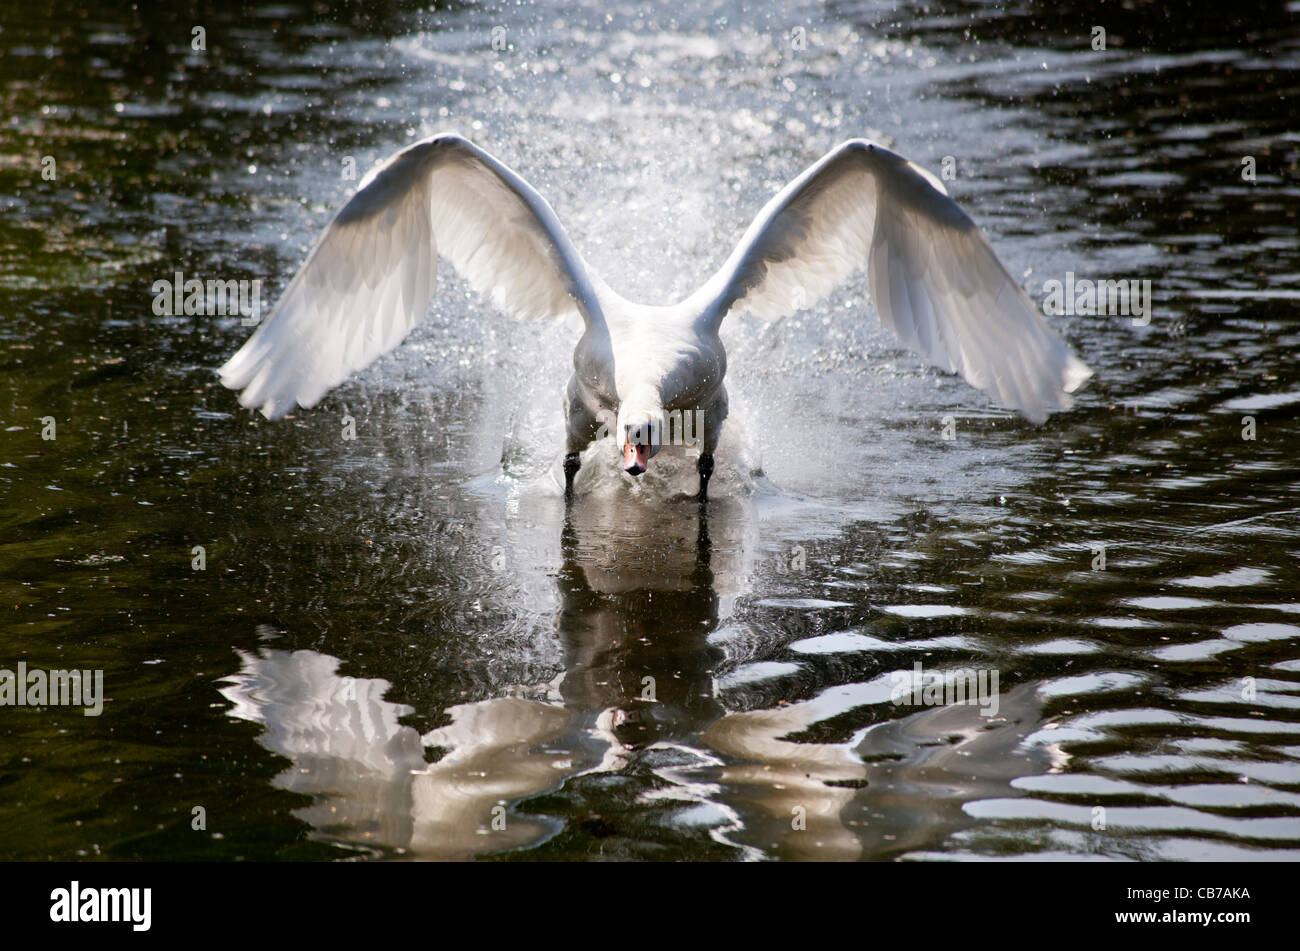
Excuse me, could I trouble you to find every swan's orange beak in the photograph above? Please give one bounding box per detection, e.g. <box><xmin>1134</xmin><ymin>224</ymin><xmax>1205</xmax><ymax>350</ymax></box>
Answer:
<box><xmin>623</xmin><ymin>439</ymin><xmax>649</xmax><ymax>475</ymax></box>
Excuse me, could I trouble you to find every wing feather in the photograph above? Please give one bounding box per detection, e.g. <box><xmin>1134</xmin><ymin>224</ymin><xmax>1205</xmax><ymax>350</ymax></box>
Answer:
<box><xmin>692</xmin><ymin>139</ymin><xmax>1091</xmax><ymax>422</ymax></box>
<box><xmin>220</xmin><ymin>134</ymin><xmax>603</xmax><ymax>419</ymax></box>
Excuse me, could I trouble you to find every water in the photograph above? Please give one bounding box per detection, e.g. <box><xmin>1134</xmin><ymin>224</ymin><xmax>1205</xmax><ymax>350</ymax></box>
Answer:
<box><xmin>1</xmin><ymin>0</ymin><xmax>1298</xmax><ymax>861</ymax></box>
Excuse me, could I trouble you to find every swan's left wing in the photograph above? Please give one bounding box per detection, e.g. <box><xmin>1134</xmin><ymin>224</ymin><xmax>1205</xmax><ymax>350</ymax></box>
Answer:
<box><xmin>691</xmin><ymin>139</ymin><xmax>1091</xmax><ymax>423</ymax></box>
<box><xmin>220</xmin><ymin>134</ymin><xmax>604</xmax><ymax>419</ymax></box>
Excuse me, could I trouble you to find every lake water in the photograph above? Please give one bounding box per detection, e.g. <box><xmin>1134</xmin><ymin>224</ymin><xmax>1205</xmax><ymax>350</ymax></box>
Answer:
<box><xmin>1</xmin><ymin>0</ymin><xmax>1298</xmax><ymax>860</ymax></box>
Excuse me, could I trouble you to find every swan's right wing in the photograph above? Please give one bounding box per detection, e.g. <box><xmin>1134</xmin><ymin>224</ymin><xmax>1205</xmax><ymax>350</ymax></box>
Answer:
<box><xmin>693</xmin><ymin>140</ymin><xmax>1091</xmax><ymax>423</ymax></box>
<box><xmin>220</xmin><ymin>134</ymin><xmax>603</xmax><ymax>419</ymax></box>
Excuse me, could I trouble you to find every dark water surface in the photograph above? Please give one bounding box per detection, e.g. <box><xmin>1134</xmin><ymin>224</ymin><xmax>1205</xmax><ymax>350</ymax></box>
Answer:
<box><xmin>2</xmin><ymin>0</ymin><xmax>1298</xmax><ymax>860</ymax></box>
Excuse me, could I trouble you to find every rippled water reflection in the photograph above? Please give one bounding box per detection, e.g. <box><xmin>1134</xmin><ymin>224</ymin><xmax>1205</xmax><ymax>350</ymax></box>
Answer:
<box><xmin>1</xmin><ymin>0</ymin><xmax>1297</xmax><ymax>860</ymax></box>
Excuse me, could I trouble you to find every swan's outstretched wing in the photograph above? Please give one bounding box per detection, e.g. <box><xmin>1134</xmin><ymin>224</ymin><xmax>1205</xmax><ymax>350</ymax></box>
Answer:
<box><xmin>220</xmin><ymin>133</ymin><xmax>604</xmax><ymax>419</ymax></box>
<box><xmin>692</xmin><ymin>139</ymin><xmax>1091</xmax><ymax>423</ymax></box>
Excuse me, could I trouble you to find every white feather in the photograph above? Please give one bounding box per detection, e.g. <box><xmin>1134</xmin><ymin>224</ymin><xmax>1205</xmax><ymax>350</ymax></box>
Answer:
<box><xmin>689</xmin><ymin>139</ymin><xmax>1092</xmax><ymax>423</ymax></box>
<box><xmin>219</xmin><ymin>133</ymin><xmax>605</xmax><ymax>419</ymax></box>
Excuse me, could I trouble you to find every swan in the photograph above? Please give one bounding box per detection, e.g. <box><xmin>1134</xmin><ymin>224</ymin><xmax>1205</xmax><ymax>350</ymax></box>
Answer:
<box><xmin>219</xmin><ymin>134</ymin><xmax>1092</xmax><ymax>500</ymax></box>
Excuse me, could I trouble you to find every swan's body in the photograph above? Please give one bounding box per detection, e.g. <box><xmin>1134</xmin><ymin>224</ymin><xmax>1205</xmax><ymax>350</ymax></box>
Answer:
<box><xmin>220</xmin><ymin>134</ymin><xmax>1091</xmax><ymax>499</ymax></box>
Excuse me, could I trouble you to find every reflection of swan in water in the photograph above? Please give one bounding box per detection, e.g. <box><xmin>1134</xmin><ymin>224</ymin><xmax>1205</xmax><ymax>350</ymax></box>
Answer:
<box><xmin>220</xmin><ymin>648</ymin><xmax>426</xmax><ymax>853</ymax></box>
<box><xmin>703</xmin><ymin>696</ymin><xmax>871</xmax><ymax>860</ymax></box>
<box><xmin>220</xmin><ymin>648</ymin><xmax>575</xmax><ymax>858</ymax></box>
<box><xmin>220</xmin><ymin>500</ymin><xmax>1050</xmax><ymax>859</ymax></box>
<box><xmin>702</xmin><ymin>682</ymin><xmax>1048</xmax><ymax>860</ymax></box>
<box><xmin>846</xmin><ymin>682</ymin><xmax>1051</xmax><ymax>858</ymax></box>
<box><xmin>552</xmin><ymin>500</ymin><xmax>733</xmax><ymax>755</ymax></box>
<box><xmin>216</xmin><ymin>501</ymin><xmax>740</xmax><ymax>858</ymax></box>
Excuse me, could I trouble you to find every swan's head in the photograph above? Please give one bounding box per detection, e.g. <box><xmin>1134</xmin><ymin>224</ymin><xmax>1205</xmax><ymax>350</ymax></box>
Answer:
<box><xmin>617</xmin><ymin>408</ymin><xmax>663</xmax><ymax>476</ymax></box>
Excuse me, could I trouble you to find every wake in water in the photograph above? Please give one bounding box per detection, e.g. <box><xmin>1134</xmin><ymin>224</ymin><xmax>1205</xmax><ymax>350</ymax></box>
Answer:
<box><xmin>490</xmin><ymin>395</ymin><xmax>768</xmax><ymax>503</ymax></box>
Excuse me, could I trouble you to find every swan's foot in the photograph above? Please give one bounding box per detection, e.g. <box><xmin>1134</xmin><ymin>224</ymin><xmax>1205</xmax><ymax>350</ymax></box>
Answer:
<box><xmin>563</xmin><ymin>452</ymin><xmax>581</xmax><ymax>501</ymax></box>
<box><xmin>696</xmin><ymin>452</ymin><xmax>714</xmax><ymax>503</ymax></box>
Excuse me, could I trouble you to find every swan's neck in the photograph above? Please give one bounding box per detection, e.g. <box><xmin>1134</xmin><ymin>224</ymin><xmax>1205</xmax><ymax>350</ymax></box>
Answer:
<box><xmin>617</xmin><ymin>385</ymin><xmax>665</xmax><ymax>436</ymax></box>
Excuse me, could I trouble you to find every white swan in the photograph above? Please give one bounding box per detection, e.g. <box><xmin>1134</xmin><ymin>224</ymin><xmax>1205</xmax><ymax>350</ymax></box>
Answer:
<box><xmin>219</xmin><ymin>134</ymin><xmax>1091</xmax><ymax>500</ymax></box>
